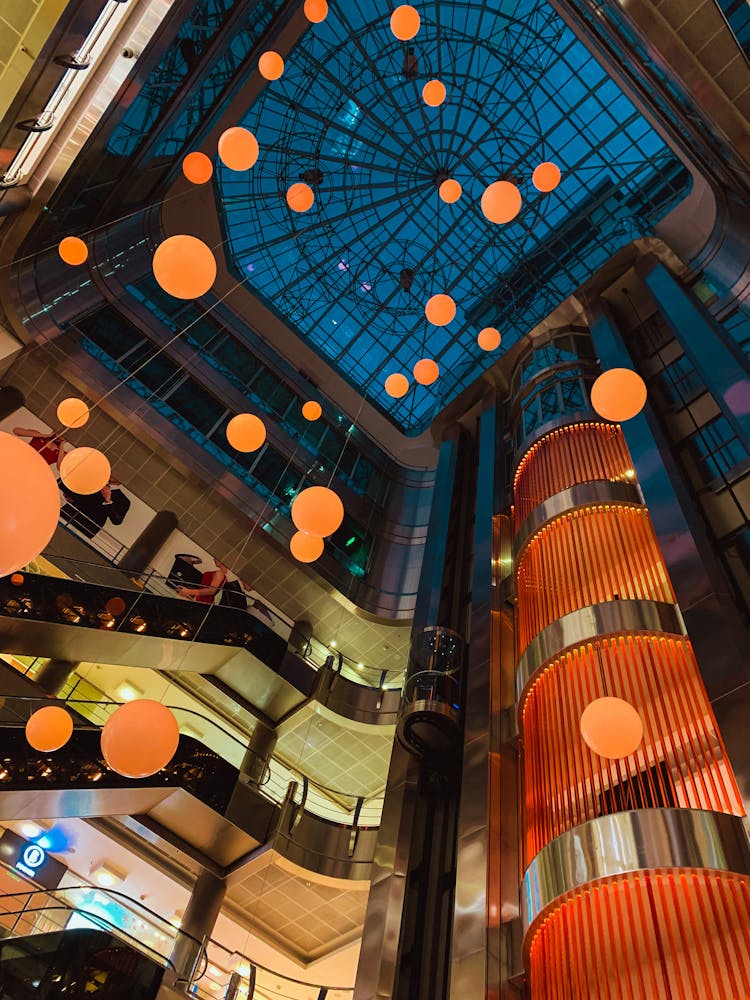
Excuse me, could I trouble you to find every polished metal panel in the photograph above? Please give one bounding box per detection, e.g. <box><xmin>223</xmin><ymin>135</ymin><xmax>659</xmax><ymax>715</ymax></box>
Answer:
<box><xmin>317</xmin><ymin>669</ymin><xmax>401</xmax><ymax>726</ymax></box>
<box><xmin>522</xmin><ymin>808</ymin><xmax>750</xmax><ymax>934</ymax></box>
<box><xmin>513</xmin><ymin>480</ymin><xmax>643</xmax><ymax>556</ymax></box>
<box><xmin>513</xmin><ymin>410</ymin><xmax>597</xmax><ymax>473</ymax></box>
<box><xmin>273</xmin><ymin>804</ymin><xmax>378</xmax><ymax>882</ymax></box>
<box><xmin>517</xmin><ymin>599</ymin><xmax>685</xmax><ymax>704</ymax></box>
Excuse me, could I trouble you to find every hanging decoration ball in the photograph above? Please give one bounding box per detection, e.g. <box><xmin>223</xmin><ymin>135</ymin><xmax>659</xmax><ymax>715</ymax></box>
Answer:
<box><xmin>385</xmin><ymin>373</ymin><xmax>409</xmax><ymax>398</ymax></box>
<box><xmin>425</xmin><ymin>293</ymin><xmax>456</xmax><ymax>326</ymax></box>
<box><xmin>422</xmin><ymin>80</ymin><xmax>446</xmax><ymax>107</ymax></box>
<box><xmin>217</xmin><ymin>127</ymin><xmax>259</xmax><ymax>171</ymax></box>
<box><xmin>105</xmin><ymin>596</ymin><xmax>127</xmax><ymax>617</ymax></box>
<box><xmin>182</xmin><ymin>151</ymin><xmax>213</xmax><ymax>184</ymax></box>
<box><xmin>390</xmin><ymin>4</ymin><xmax>421</xmax><ymax>40</ymax></box>
<box><xmin>439</xmin><ymin>179</ymin><xmax>462</xmax><ymax>204</ymax></box>
<box><xmin>304</xmin><ymin>0</ymin><xmax>328</xmax><ymax>22</ymax></box>
<box><xmin>152</xmin><ymin>235</ymin><xmax>217</xmax><ymax>300</ymax></box>
<box><xmin>10</xmin><ymin>573</ymin><xmax>24</xmax><ymax>586</ymax></box>
<box><xmin>286</xmin><ymin>182</ymin><xmax>315</xmax><ymax>213</ymax></box>
<box><xmin>481</xmin><ymin>180</ymin><xmax>522</xmax><ymax>224</ymax></box>
<box><xmin>291</xmin><ymin>486</ymin><xmax>345</xmax><ymax>538</ymax></box>
<box><xmin>290</xmin><ymin>531</ymin><xmax>325</xmax><ymax>563</ymax></box>
<box><xmin>58</xmin><ymin>236</ymin><xmax>88</xmax><ymax>266</ymax></box>
<box><xmin>59</xmin><ymin>447</ymin><xmax>111</xmax><ymax>495</ymax></box>
<box><xmin>590</xmin><ymin>368</ymin><xmax>647</xmax><ymax>422</ymax></box>
<box><xmin>477</xmin><ymin>327</ymin><xmax>501</xmax><ymax>351</ymax></box>
<box><xmin>302</xmin><ymin>400</ymin><xmax>322</xmax><ymax>421</ymax></box>
<box><xmin>259</xmin><ymin>50</ymin><xmax>284</xmax><ymax>80</ymax></box>
<box><xmin>413</xmin><ymin>359</ymin><xmax>439</xmax><ymax>385</ymax></box>
<box><xmin>26</xmin><ymin>706</ymin><xmax>74</xmax><ymax>753</ymax></box>
<box><xmin>101</xmin><ymin>700</ymin><xmax>180</xmax><ymax>779</ymax></box>
<box><xmin>580</xmin><ymin>697</ymin><xmax>643</xmax><ymax>759</ymax></box>
<box><xmin>57</xmin><ymin>397</ymin><xmax>90</xmax><ymax>429</ymax></box>
<box><xmin>0</xmin><ymin>433</ymin><xmax>60</xmax><ymax>576</ymax></box>
<box><xmin>532</xmin><ymin>161</ymin><xmax>562</xmax><ymax>193</ymax></box>
<box><xmin>226</xmin><ymin>413</ymin><xmax>267</xmax><ymax>452</ymax></box>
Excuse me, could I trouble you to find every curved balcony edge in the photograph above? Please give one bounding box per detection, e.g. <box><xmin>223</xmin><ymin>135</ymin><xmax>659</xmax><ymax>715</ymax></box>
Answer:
<box><xmin>521</xmin><ymin>808</ymin><xmax>750</xmax><ymax>937</ymax></box>
<box><xmin>517</xmin><ymin>599</ymin><xmax>686</xmax><ymax>709</ymax></box>
<box><xmin>513</xmin><ymin>480</ymin><xmax>643</xmax><ymax>558</ymax></box>
<box><xmin>512</xmin><ymin>411</ymin><xmax>601</xmax><ymax>475</ymax></box>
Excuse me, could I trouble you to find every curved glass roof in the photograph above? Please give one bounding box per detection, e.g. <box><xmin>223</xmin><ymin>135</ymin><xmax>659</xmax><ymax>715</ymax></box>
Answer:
<box><xmin>218</xmin><ymin>0</ymin><xmax>691</xmax><ymax>433</ymax></box>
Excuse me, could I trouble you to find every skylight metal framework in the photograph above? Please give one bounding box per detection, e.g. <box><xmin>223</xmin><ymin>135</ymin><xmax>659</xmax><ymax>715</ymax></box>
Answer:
<box><xmin>217</xmin><ymin>0</ymin><xmax>690</xmax><ymax>431</ymax></box>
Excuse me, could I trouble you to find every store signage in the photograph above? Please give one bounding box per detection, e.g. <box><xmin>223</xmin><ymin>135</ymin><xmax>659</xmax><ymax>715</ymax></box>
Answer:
<box><xmin>0</xmin><ymin>829</ymin><xmax>66</xmax><ymax>890</ymax></box>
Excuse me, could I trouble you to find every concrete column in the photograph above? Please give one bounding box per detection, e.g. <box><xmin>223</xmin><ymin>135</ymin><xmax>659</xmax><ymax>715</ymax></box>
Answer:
<box><xmin>35</xmin><ymin>659</ymin><xmax>79</xmax><ymax>696</ymax></box>
<box><xmin>166</xmin><ymin>871</ymin><xmax>226</xmax><ymax>990</ymax></box>
<box><xmin>0</xmin><ymin>386</ymin><xmax>24</xmax><ymax>420</ymax></box>
<box><xmin>118</xmin><ymin>510</ymin><xmax>179</xmax><ymax>576</ymax></box>
<box><xmin>241</xmin><ymin>723</ymin><xmax>277</xmax><ymax>785</ymax></box>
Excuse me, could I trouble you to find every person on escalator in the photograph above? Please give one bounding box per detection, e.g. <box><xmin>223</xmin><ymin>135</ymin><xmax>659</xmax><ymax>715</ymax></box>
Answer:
<box><xmin>176</xmin><ymin>558</ymin><xmax>228</xmax><ymax>604</ymax></box>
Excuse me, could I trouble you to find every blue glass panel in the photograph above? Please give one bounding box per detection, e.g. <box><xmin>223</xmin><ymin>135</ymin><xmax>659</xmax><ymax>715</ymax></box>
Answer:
<box><xmin>218</xmin><ymin>0</ymin><xmax>690</xmax><ymax>431</ymax></box>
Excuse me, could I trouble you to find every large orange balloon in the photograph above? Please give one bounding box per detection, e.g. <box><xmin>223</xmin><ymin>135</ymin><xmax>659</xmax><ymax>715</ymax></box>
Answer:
<box><xmin>182</xmin><ymin>151</ymin><xmax>213</xmax><ymax>184</ymax></box>
<box><xmin>413</xmin><ymin>359</ymin><xmax>439</xmax><ymax>385</ymax></box>
<box><xmin>290</xmin><ymin>531</ymin><xmax>324</xmax><ymax>563</ymax></box>
<box><xmin>259</xmin><ymin>51</ymin><xmax>284</xmax><ymax>80</ymax></box>
<box><xmin>291</xmin><ymin>486</ymin><xmax>344</xmax><ymax>538</ymax></box>
<box><xmin>302</xmin><ymin>401</ymin><xmax>322</xmax><ymax>421</ymax></box>
<box><xmin>0</xmin><ymin>433</ymin><xmax>60</xmax><ymax>576</ymax></box>
<box><xmin>26</xmin><ymin>706</ymin><xmax>73</xmax><ymax>752</ymax></box>
<box><xmin>287</xmin><ymin>182</ymin><xmax>314</xmax><ymax>212</ymax></box>
<box><xmin>590</xmin><ymin>368</ymin><xmax>647</xmax><ymax>422</ymax></box>
<box><xmin>439</xmin><ymin>179</ymin><xmax>462</xmax><ymax>204</ymax></box>
<box><xmin>58</xmin><ymin>237</ymin><xmax>88</xmax><ymax>266</ymax></box>
<box><xmin>580</xmin><ymin>697</ymin><xmax>643</xmax><ymax>759</ymax></box>
<box><xmin>304</xmin><ymin>0</ymin><xmax>328</xmax><ymax>21</ymax></box>
<box><xmin>101</xmin><ymin>700</ymin><xmax>180</xmax><ymax>779</ymax></box>
<box><xmin>532</xmin><ymin>161</ymin><xmax>561</xmax><ymax>193</ymax></box>
<box><xmin>218</xmin><ymin>127</ymin><xmax>259</xmax><ymax>171</ymax></box>
<box><xmin>477</xmin><ymin>327</ymin><xmax>501</xmax><ymax>351</ymax></box>
<box><xmin>59</xmin><ymin>447</ymin><xmax>111</xmax><ymax>495</ymax></box>
<box><xmin>390</xmin><ymin>4</ymin><xmax>420</xmax><ymax>40</ymax></box>
<box><xmin>422</xmin><ymin>80</ymin><xmax>446</xmax><ymax>107</ymax></box>
<box><xmin>385</xmin><ymin>373</ymin><xmax>409</xmax><ymax>398</ymax></box>
<box><xmin>481</xmin><ymin>181</ymin><xmax>522</xmax><ymax>224</ymax></box>
<box><xmin>226</xmin><ymin>414</ymin><xmax>266</xmax><ymax>452</ymax></box>
<box><xmin>152</xmin><ymin>235</ymin><xmax>217</xmax><ymax>299</ymax></box>
<box><xmin>57</xmin><ymin>397</ymin><xmax>89</xmax><ymax>429</ymax></box>
<box><xmin>425</xmin><ymin>293</ymin><xmax>456</xmax><ymax>326</ymax></box>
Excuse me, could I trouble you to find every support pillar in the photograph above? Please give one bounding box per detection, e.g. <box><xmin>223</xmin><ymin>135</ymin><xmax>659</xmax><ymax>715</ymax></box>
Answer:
<box><xmin>118</xmin><ymin>510</ymin><xmax>179</xmax><ymax>575</ymax></box>
<box><xmin>35</xmin><ymin>659</ymin><xmax>79</xmax><ymax>696</ymax></box>
<box><xmin>165</xmin><ymin>871</ymin><xmax>226</xmax><ymax>991</ymax></box>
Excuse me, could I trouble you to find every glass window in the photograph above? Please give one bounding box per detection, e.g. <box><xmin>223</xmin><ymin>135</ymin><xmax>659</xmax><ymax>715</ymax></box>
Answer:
<box><xmin>690</xmin><ymin>417</ymin><xmax>748</xmax><ymax>482</ymax></box>
<box><xmin>166</xmin><ymin>378</ymin><xmax>227</xmax><ymax>434</ymax></box>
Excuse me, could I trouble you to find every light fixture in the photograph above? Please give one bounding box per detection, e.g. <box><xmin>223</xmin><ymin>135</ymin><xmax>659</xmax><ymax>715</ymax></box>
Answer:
<box><xmin>438</xmin><ymin>178</ymin><xmax>462</xmax><ymax>203</ymax></box>
<box><xmin>57</xmin><ymin>397</ymin><xmax>90</xmax><ymax>429</ymax></box>
<box><xmin>116</xmin><ymin>681</ymin><xmax>143</xmax><ymax>703</ymax></box>
<box><xmin>477</xmin><ymin>327</ymin><xmax>501</xmax><ymax>351</ymax></box>
<box><xmin>291</xmin><ymin>486</ymin><xmax>344</xmax><ymax>538</ymax></box>
<box><xmin>590</xmin><ymin>368</ymin><xmax>647</xmax><ymax>422</ymax></box>
<box><xmin>226</xmin><ymin>413</ymin><xmax>267</xmax><ymax>452</ymax></box>
<box><xmin>422</xmin><ymin>80</ymin><xmax>446</xmax><ymax>107</ymax></box>
<box><xmin>91</xmin><ymin>862</ymin><xmax>126</xmax><ymax>888</ymax></box>
<box><xmin>290</xmin><ymin>531</ymin><xmax>325</xmax><ymax>563</ymax></box>
<box><xmin>59</xmin><ymin>447</ymin><xmax>111</xmax><ymax>494</ymax></box>
<box><xmin>26</xmin><ymin>707</ymin><xmax>74</xmax><ymax>753</ymax></box>
<box><xmin>481</xmin><ymin>180</ymin><xmax>522</xmax><ymax>224</ymax></box>
<box><xmin>100</xmin><ymin>700</ymin><xmax>180</xmax><ymax>779</ymax></box>
<box><xmin>152</xmin><ymin>234</ymin><xmax>217</xmax><ymax>300</ymax></box>
<box><xmin>58</xmin><ymin>237</ymin><xmax>88</xmax><ymax>266</ymax></box>
<box><xmin>258</xmin><ymin>51</ymin><xmax>284</xmax><ymax>80</ymax></box>
<box><xmin>21</xmin><ymin>822</ymin><xmax>43</xmax><ymax>840</ymax></box>
<box><xmin>286</xmin><ymin>182</ymin><xmax>315</xmax><ymax>212</ymax></box>
<box><xmin>425</xmin><ymin>293</ymin><xmax>456</xmax><ymax>326</ymax></box>
<box><xmin>182</xmin><ymin>151</ymin><xmax>213</xmax><ymax>184</ymax></box>
<box><xmin>413</xmin><ymin>359</ymin><xmax>439</xmax><ymax>385</ymax></box>
<box><xmin>580</xmin><ymin>697</ymin><xmax>643</xmax><ymax>759</ymax></box>
<box><xmin>532</xmin><ymin>161</ymin><xmax>561</xmax><ymax>192</ymax></box>
<box><xmin>218</xmin><ymin>127</ymin><xmax>259</xmax><ymax>171</ymax></box>
<box><xmin>0</xmin><ymin>433</ymin><xmax>60</xmax><ymax>576</ymax></box>
<box><xmin>385</xmin><ymin>372</ymin><xmax>409</xmax><ymax>398</ymax></box>
<box><xmin>390</xmin><ymin>4</ymin><xmax>421</xmax><ymax>41</ymax></box>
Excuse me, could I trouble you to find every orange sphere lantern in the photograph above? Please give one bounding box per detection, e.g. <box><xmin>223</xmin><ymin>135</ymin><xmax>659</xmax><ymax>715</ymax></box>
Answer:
<box><xmin>422</xmin><ymin>80</ymin><xmax>446</xmax><ymax>107</ymax></box>
<box><xmin>101</xmin><ymin>700</ymin><xmax>180</xmax><ymax>779</ymax></box>
<box><xmin>413</xmin><ymin>359</ymin><xmax>439</xmax><ymax>385</ymax></box>
<box><xmin>287</xmin><ymin>182</ymin><xmax>314</xmax><ymax>213</ymax></box>
<box><xmin>290</xmin><ymin>531</ymin><xmax>325</xmax><ymax>563</ymax></box>
<box><xmin>106</xmin><ymin>596</ymin><xmax>127</xmax><ymax>617</ymax></box>
<box><xmin>58</xmin><ymin>237</ymin><xmax>88</xmax><ymax>266</ymax></box>
<box><xmin>590</xmin><ymin>368</ymin><xmax>647</xmax><ymax>422</ymax></box>
<box><xmin>477</xmin><ymin>327</ymin><xmax>501</xmax><ymax>351</ymax></box>
<box><xmin>425</xmin><ymin>293</ymin><xmax>456</xmax><ymax>326</ymax></box>
<box><xmin>259</xmin><ymin>51</ymin><xmax>284</xmax><ymax>80</ymax></box>
<box><xmin>57</xmin><ymin>397</ymin><xmax>90</xmax><ymax>429</ymax></box>
<box><xmin>390</xmin><ymin>4</ymin><xmax>420</xmax><ymax>40</ymax></box>
<box><xmin>10</xmin><ymin>573</ymin><xmax>24</xmax><ymax>586</ymax></box>
<box><xmin>218</xmin><ymin>127</ymin><xmax>259</xmax><ymax>171</ymax></box>
<box><xmin>481</xmin><ymin>180</ymin><xmax>522</xmax><ymax>224</ymax></box>
<box><xmin>532</xmin><ymin>161</ymin><xmax>561</xmax><ymax>193</ymax></box>
<box><xmin>0</xmin><ymin>433</ymin><xmax>60</xmax><ymax>576</ymax></box>
<box><xmin>302</xmin><ymin>401</ymin><xmax>322</xmax><ymax>421</ymax></box>
<box><xmin>304</xmin><ymin>0</ymin><xmax>328</xmax><ymax>21</ymax></box>
<box><xmin>182</xmin><ymin>151</ymin><xmax>213</xmax><ymax>184</ymax></box>
<box><xmin>291</xmin><ymin>486</ymin><xmax>344</xmax><ymax>538</ymax></box>
<box><xmin>152</xmin><ymin>235</ymin><xmax>217</xmax><ymax>300</ymax></box>
<box><xmin>580</xmin><ymin>697</ymin><xmax>643</xmax><ymax>759</ymax></box>
<box><xmin>226</xmin><ymin>414</ymin><xmax>266</xmax><ymax>452</ymax></box>
<box><xmin>385</xmin><ymin>373</ymin><xmax>409</xmax><ymax>398</ymax></box>
<box><xmin>59</xmin><ymin>447</ymin><xmax>111</xmax><ymax>495</ymax></box>
<box><xmin>26</xmin><ymin>706</ymin><xmax>74</xmax><ymax>753</ymax></box>
<box><xmin>439</xmin><ymin>179</ymin><xmax>462</xmax><ymax>204</ymax></box>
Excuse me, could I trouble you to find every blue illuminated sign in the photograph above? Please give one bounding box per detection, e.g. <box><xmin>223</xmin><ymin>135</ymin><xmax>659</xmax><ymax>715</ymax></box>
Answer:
<box><xmin>0</xmin><ymin>829</ymin><xmax>66</xmax><ymax>889</ymax></box>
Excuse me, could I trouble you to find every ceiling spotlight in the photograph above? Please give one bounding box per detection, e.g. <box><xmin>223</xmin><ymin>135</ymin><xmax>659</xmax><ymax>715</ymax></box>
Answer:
<box><xmin>116</xmin><ymin>681</ymin><xmax>143</xmax><ymax>703</ymax></box>
<box><xmin>91</xmin><ymin>862</ymin><xmax>126</xmax><ymax>888</ymax></box>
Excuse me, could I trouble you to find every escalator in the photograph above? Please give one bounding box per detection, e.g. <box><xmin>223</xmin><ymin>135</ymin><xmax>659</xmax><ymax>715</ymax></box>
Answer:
<box><xmin>0</xmin><ymin>928</ymin><xmax>164</xmax><ymax>999</ymax></box>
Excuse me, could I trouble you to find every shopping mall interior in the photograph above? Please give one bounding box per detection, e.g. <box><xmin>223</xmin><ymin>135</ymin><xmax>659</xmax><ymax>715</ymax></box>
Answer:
<box><xmin>0</xmin><ymin>0</ymin><xmax>749</xmax><ymax>997</ymax></box>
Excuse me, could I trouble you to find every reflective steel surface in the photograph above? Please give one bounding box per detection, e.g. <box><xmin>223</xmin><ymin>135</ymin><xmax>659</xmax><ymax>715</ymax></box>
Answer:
<box><xmin>521</xmin><ymin>808</ymin><xmax>750</xmax><ymax>933</ymax></box>
<box><xmin>516</xmin><ymin>599</ymin><xmax>685</xmax><ymax>705</ymax></box>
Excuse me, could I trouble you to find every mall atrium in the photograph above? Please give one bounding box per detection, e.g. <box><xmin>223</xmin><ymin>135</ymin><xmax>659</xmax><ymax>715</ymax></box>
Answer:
<box><xmin>0</xmin><ymin>0</ymin><xmax>749</xmax><ymax>997</ymax></box>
